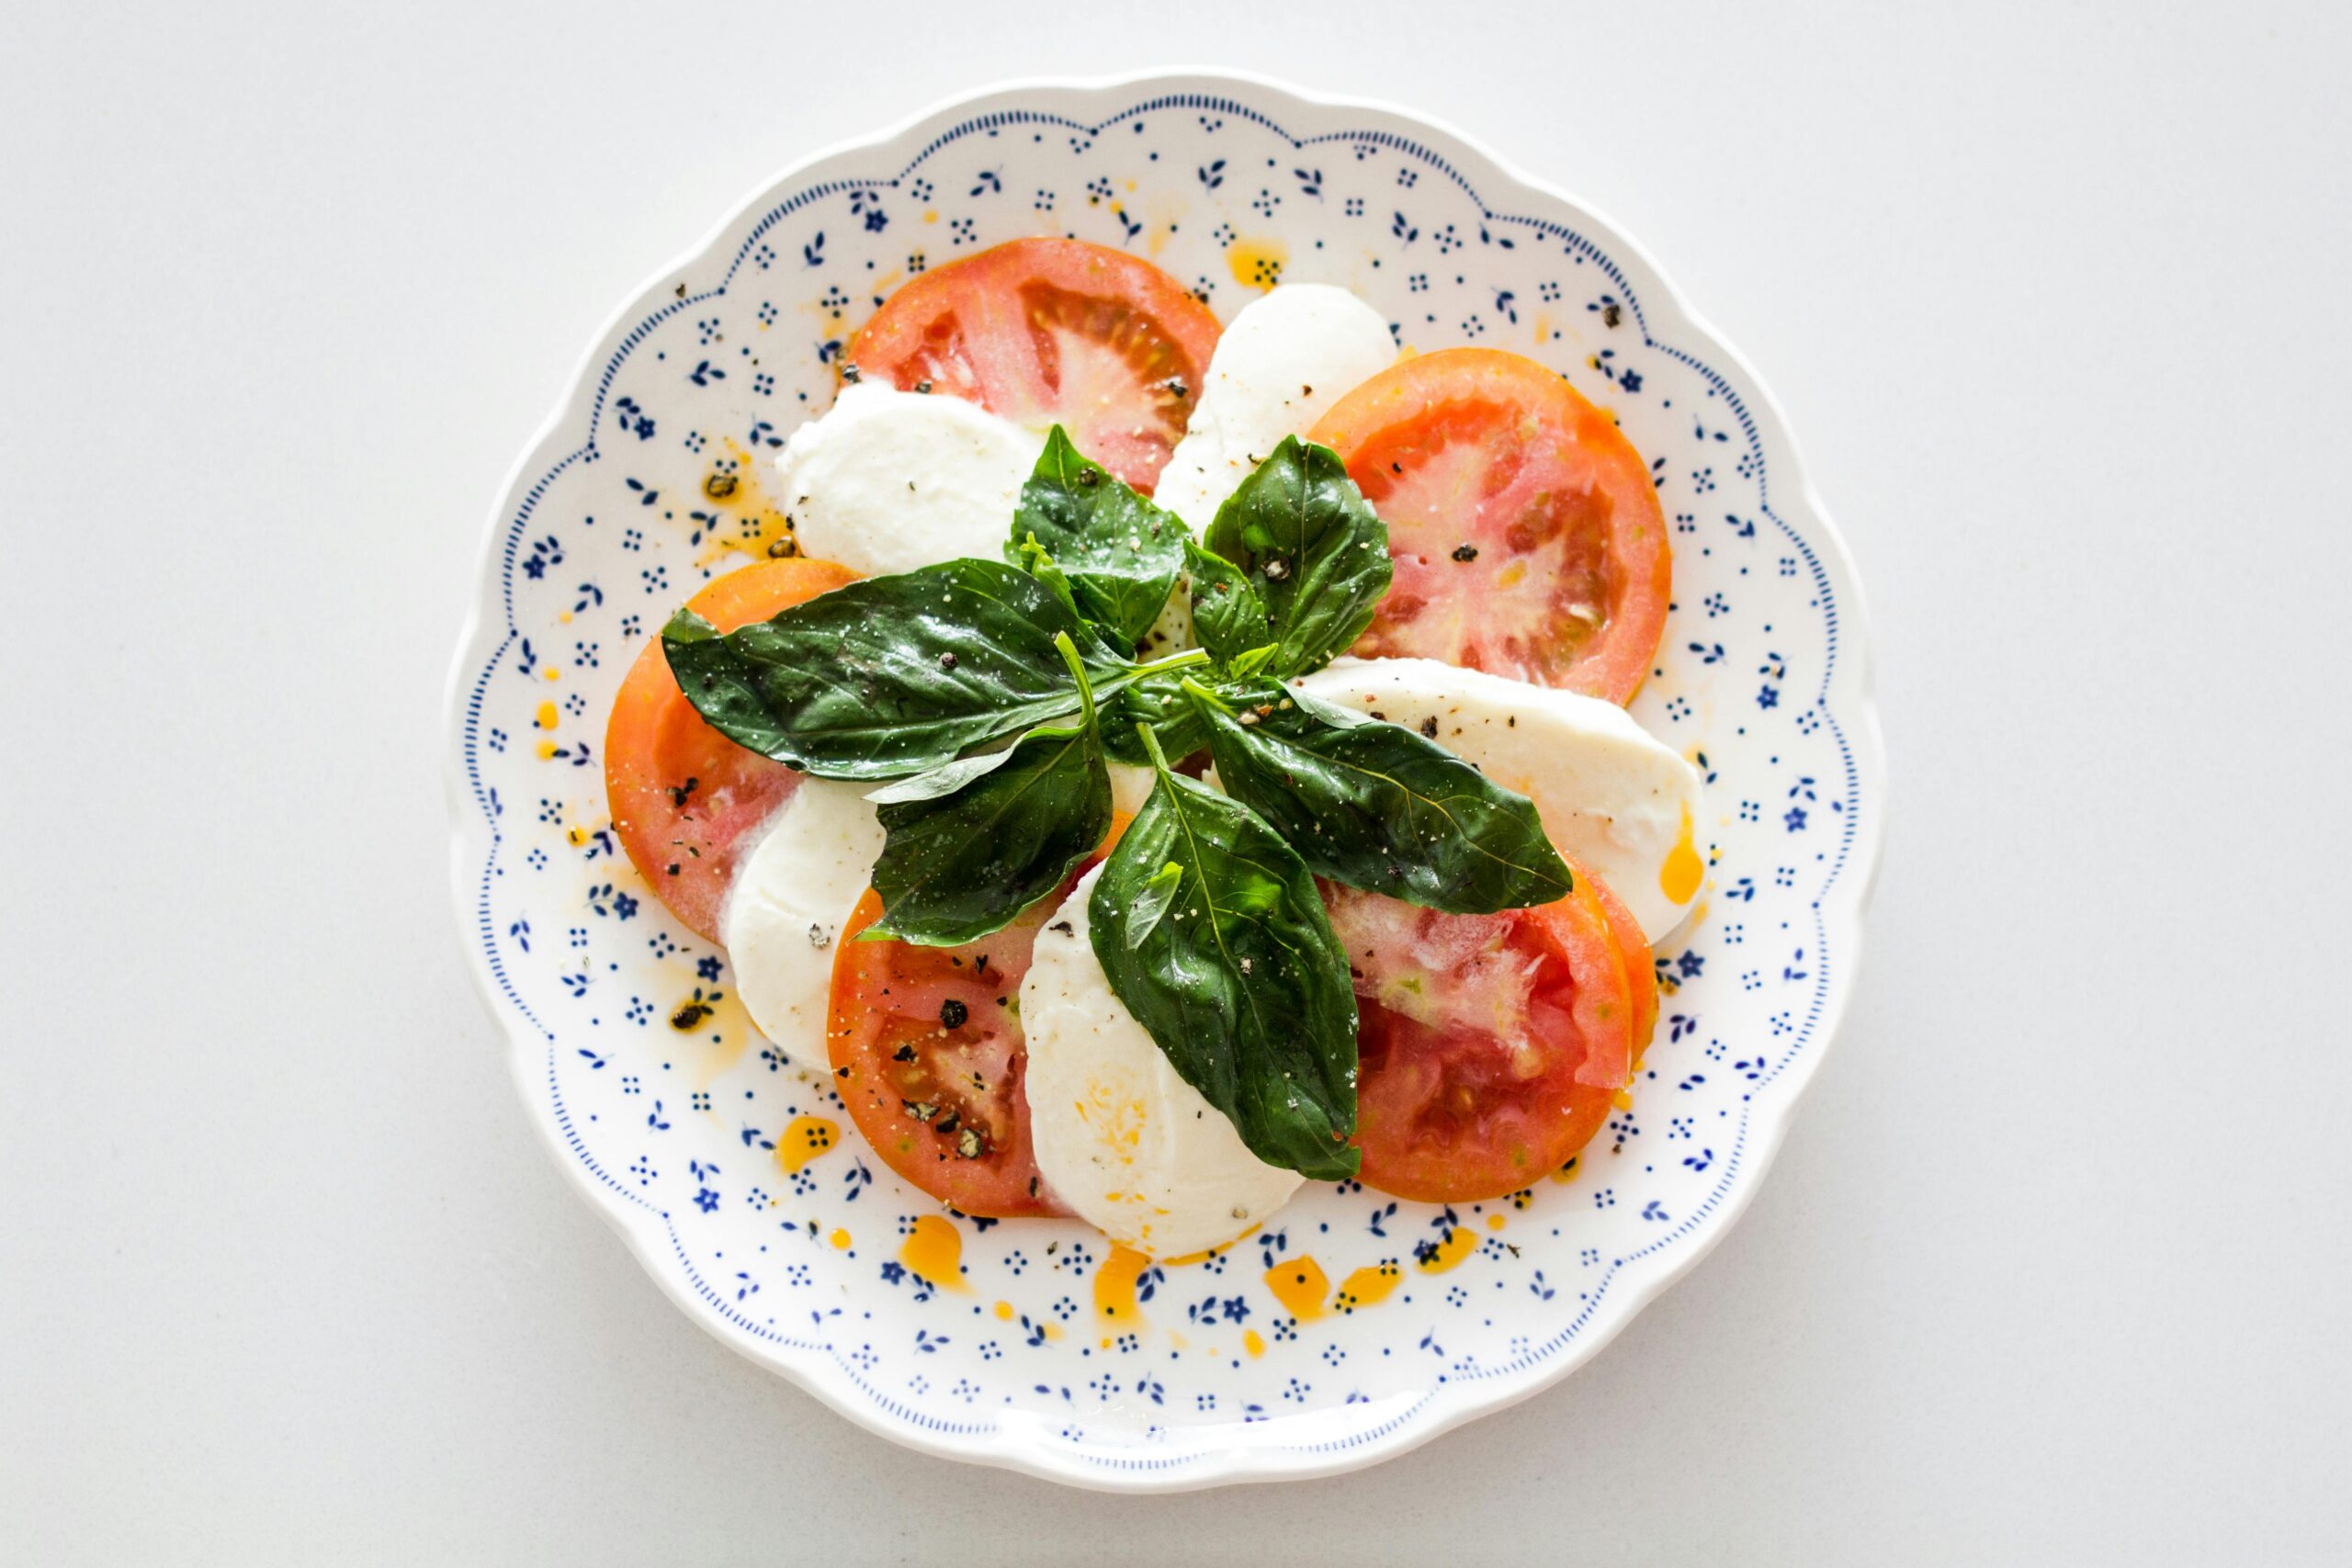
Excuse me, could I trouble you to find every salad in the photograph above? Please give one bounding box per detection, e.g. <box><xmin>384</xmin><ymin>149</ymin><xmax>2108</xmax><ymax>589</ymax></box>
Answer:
<box><xmin>602</xmin><ymin>237</ymin><xmax>1702</xmax><ymax>1259</ymax></box>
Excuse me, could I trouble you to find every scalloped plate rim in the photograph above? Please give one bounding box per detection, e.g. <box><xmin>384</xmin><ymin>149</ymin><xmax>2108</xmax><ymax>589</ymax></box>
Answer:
<box><xmin>443</xmin><ymin>65</ymin><xmax>1886</xmax><ymax>1493</ymax></box>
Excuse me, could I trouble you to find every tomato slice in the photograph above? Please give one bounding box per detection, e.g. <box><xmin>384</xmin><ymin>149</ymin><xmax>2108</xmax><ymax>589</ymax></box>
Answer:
<box><xmin>1579</xmin><ymin>862</ymin><xmax>1658</xmax><ymax>1066</ymax></box>
<box><xmin>603</xmin><ymin>558</ymin><xmax>857</xmax><ymax>942</ymax></box>
<box><xmin>826</xmin><ymin>818</ymin><xmax>1128</xmax><ymax>1217</ymax></box>
<box><xmin>847</xmin><ymin>237</ymin><xmax>1221</xmax><ymax>493</ymax></box>
<box><xmin>1307</xmin><ymin>347</ymin><xmax>1671</xmax><ymax>704</ymax></box>
<box><xmin>1329</xmin><ymin>878</ymin><xmax>1635</xmax><ymax>1203</ymax></box>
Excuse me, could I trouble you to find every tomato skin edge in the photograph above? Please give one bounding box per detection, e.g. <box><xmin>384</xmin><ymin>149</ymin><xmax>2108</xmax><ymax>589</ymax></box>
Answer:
<box><xmin>1307</xmin><ymin>346</ymin><xmax>1671</xmax><ymax>705</ymax></box>
<box><xmin>844</xmin><ymin>236</ymin><xmax>1222</xmax><ymax>496</ymax></box>
<box><xmin>602</xmin><ymin>557</ymin><xmax>859</xmax><ymax>942</ymax></box>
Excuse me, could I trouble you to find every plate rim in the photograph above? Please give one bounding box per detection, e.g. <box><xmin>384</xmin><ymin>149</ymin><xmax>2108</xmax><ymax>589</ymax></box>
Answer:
<box><xmin>443</xmin><ymin>65</ymin><xmax>1887</xmax><ymax>1492</ymax></box>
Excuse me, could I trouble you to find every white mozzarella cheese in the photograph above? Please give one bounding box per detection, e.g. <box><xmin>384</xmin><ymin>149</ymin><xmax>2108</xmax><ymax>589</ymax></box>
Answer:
<box><xmin>719</xmin><ymin>779</ymin><xmax>887</xmax><ymax>1064</ymax></box>
<box><xmin>773</xmin><ymin>382</ymin><xmax>1044</xmax><ymax>576</ymax></box>
<box><xmin>1153</xmin><ymin>284</ymin><xmax>1396</xmax><ymax>534</ymax></box>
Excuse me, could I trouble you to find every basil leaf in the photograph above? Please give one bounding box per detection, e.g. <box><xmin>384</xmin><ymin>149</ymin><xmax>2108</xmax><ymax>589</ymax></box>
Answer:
<box><xmin>862</xmin><ymin>747</ymin><xmax>1021</xmax><ymax>807</ymax></box>
<box><xmin>1010</xmin><ymin>426</ymin><xmax>1188</xmax><ymax>646</ymax></box>
<box><xmin>1191</xmin><ymin>678</ymin><xmax>1574</xmax><ymax>914</ymax></box>
<box><xmin>1012</xmin><ymin>533</ymin><xmax>1087</xmax><ymax>625</ymax></box>
<box><xmin>1182</xmin><ymin>539</ymin><xmax>1271</xmax><ymax>666</ymax></box>
<box><xmin>864</xmin><ymin>634</ymin><xmax>1113</xmax><ymax>946</ymax></box>
<box><xmin>1123</xmin><ymin>860</ymin><xmax>1184</xmax><ymax>948</ymax></box>
<box><xmin>1101</xmin><ymin>671</ymin><xmax>1211</xmax><ymax>767</ymax></box>
<box><xmin>660</xmin><ymin>558</ymin><xmax>1136</xmax><ymax>780</ymax></box>
<box><xmin>1090</xmin><ymin>729</ymin><xmax>1360</xmax><ymax>1180</ymax></box>
<box><xmin>1202</xmin><ymin>435</ymin><xmax>1391</xmax><ymax>677</ymax></box>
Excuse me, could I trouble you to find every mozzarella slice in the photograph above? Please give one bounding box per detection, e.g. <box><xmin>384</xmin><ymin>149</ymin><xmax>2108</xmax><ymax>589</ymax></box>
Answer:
<box><xmin>773</xmin><ymin>381</ymin><xmax>1044</xmax><ymax>576</ymax></box>
<box><xmin>719</xmin><ymin>779</ymin><xmax>887</xmax><ymax>1064</ymax></box>
<box><xmin>1106</xmin><ymin>761</ymin><xmax>1155</xmax><ymax>818</ymax></box>
<box><xmin>1021</xmin><ymin>866</ymin><xmax>1302</xmax><ymax>1256</ymax></box>
<box><xmin>1153</xmin><ymin>284</ymin><xmax>1396</xmax><ymax>534</ymax></box>
<box><xmin>1294</xmin><ymin>657</ymin><xmax>1706</xmax><ymax>942</ymax></box>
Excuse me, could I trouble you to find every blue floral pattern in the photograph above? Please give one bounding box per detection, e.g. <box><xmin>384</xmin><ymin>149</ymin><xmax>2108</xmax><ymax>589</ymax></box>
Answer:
<box><xmin>447</xmin><ymin>77</ymin><xmax>1881</xmax><ymax>1488</ymax></box>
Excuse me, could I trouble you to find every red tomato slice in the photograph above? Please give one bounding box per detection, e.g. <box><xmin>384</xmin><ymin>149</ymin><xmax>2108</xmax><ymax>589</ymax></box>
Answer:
<box><xmin>847</xmin><ymin>237</ymin><xmax>1221</xmax><ymax>493</ymax></box>
<box><xmin>603</xmin><ymin>558</ymin><xmax>857</xmax><ymax>942</ymax></box>
<box><xmin>1307</xmin><ymin>347</ymin><xmax>1671</xmax><ymax>704</ymax></box>
<box><xmin>1328</xmin><ymin>878</ymin><xmax>1635</xmax><ymax>1203</ymax></box>
<box><xmin>826</xmin><ymin>817</ymin><xmax>1128</xmax><ymax>1217</ymax></box>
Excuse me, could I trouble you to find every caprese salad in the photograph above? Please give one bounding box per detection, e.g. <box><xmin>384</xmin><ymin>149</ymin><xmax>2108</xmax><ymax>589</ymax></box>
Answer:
<box><xmin>605</xmin><ymin>237</ymin><xmax>1702</xmax><ymax>1258</ymax></box>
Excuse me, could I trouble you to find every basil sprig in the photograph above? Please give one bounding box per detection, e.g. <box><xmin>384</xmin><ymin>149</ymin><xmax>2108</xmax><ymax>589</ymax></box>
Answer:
<box><xmin>1110</xmin><ymin>434</ymin><xmax>1389</xmax><ymax>768</ymax></box>
<box><xmin>859</xmin><ymin>634</ymin><xmax>1114</xmax><ymax>946</ymax></box>
<box><xmin>661</xmin><ymin>558</ymin><xmax>1150</xmax><ymax>780</ymax></box>
<box><xmin>1009</xmin><ymin>427</ymin><xmax>1188</xmax><ymax>647</ymax></box>
<box><xmin>657</xmin><ymin>431</ymin><xmax>1576</xmax><ymax>1182</ymax></box>
<box><xmin>1089</xmin><ymin>726</ymin><xmax>1361</xmax><ymax>1179</ymax></box>
<box><xmin>1188</xmin><ymin>677</ymin><xmax>1573</xmax><ymax>913</ymax></box>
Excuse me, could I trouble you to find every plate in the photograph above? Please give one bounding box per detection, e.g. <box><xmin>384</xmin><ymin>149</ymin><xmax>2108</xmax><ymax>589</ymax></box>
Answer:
<box><xmin>445</xmin><ymin>69</ymin><xmax>1884</xmax><ymax>1490</ymax></box>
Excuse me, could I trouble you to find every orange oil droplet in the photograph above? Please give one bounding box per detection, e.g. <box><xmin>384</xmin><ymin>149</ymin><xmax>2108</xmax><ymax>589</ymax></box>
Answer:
<box><xmin>1416</xmin><ymin>1226</ymin><xmax>1478</xmax><ymax>1275</ymax></box>
<box><xmin>1093</xmin><ymin>1245</ymin><xmax>1151</xmax><ymax>1326</ymax></box>
<box><xmin>775</xmin><ymin>1116</ymin><xmax>838</xmax><ymax>1175</ymax></box>
<box><xmin>1334</xmin><ymin>1261</ymin><xmax>1402</xmax><ymax>1314</ymax></box>
<box><xmin>899</xmin><ymin>1213</ymin><xmax>967</xmax><ymax>1292</ymax></box>
<box><xmin>1661</xmin><ymin>802</ymin><xmax>1703</xmax><ymax>905</ymax></box>
<box><xmin>1264</xmin><ymin>1256</ymin><xmax>1329</xmax><ymax>1321</ymax></box>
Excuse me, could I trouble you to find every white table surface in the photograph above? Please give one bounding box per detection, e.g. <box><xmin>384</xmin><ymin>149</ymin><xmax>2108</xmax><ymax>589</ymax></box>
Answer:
<box><xmin>6</xmin><ymin>1</ymin><xmax>2347</xmax><ymax>1560</ymax></box>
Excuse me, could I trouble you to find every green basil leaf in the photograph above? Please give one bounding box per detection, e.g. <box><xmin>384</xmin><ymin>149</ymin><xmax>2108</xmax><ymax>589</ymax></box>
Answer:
<box><xmin>1012</xmin><ymin>532</ymin><xmax>1087</xmax><ymax>625</ymax></box>
<box><xmin>1191</xmin><ymin>678</ymin><xmax>1574</xmax><ymax>914</ymax></box>
<box><xmin>660</xmin><ymin>558</ymin><xmax>1137</xmax><ymax>780</ymax></box>
<box><xmin>1101</xmin><ymin>671</ymin><xmax>1212</xmax><ymax>768</ymax></box>
<box><xmin>862</xmin><ymin>747</ymin><xmax>1021</xmax><ymax>807</ymax></box>
<box><xmin>1202</xmin><ymin>435</ymin><xmax>1391</xmax><ymax>677</ymax></box>
<box><xmin>1123</xmin><ymin>861</ymin><xmax>1184</xmax><ymax>948</ymax></box>
<box><xmin>864</xmin><ymin>634</ymin><xmax>1113</xmax><ymax>946</ymax></box>
<box><xmin>1009</xmin><ymin>426</ymin><xmax>1188</xmax><ymax>646</ymax></box>
<box><xmin>1182</xmin><ymin>538</ymin><xmax>1272</xmax><ymax>665</ymax></box>
<box><xmin>1089</xmin><ymin>729</ymin><xmax>1360</xmax><ymax>1180</ymax></box>
<box><xmin>1224</xmin><ymin>643</ymin><xmax>1281</xmax><ymax>681</ymax></box>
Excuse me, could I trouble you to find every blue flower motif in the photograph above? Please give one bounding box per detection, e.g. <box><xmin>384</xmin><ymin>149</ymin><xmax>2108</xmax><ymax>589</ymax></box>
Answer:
<box><xmin>1757</xmin><ymin>684</ymin><xmax>1780</xmax><ymax>709</ymax></box>
<box><xmin>1784</xmin><ymin>807</ymin><xmax>1808</xmax><ymax>832</ymax></box>
<box><xmin>694</xmin><ymin>1188</ymin><xmax>718</xmax><ymax>1213</ymax></box>
<box><xmin>695</xmin><ymin>955</ymin><xmax>723</xmax><ymax>982</ymax></box>
<box><xmin>1619</xmin><ymin>369</ymin><xmax>1643</xmax><ymax>393</ymax></box>
<box><xmin>613</xmin><ymin>892</ymin><xmax>639</xmax><ymax>919</ymax></box>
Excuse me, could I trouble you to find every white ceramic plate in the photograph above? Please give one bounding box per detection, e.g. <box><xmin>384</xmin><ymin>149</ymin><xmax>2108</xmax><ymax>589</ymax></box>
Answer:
<box><xmin>446</xmin><ymin>69</ymin><xmax>1883</xmax><ymax>1490</ymax></box>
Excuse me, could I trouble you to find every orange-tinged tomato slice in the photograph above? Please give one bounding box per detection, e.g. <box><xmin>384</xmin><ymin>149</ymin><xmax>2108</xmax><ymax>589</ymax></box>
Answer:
<box><xmin>1328</xmin><ymin>876</ymin><xmax>1635</xmax><ymax>1204</ymax></box>
<box><xmin>826</xmin><ymin>815</ymin><xmax>1129</xmax><ymax>1217</ymax></box>
<box><xmin>602</xmin><ymin>557</ymin><xmax>857</xmax><ymax>942</ymax></box>
<box><xmin>1307</xmin><ymin>347</ymin><xmax>1671</xmax><ymax>704</ymax></box>
<box><xmin>847</xmin><ymin>237</ymin><xmax>1221</xmax><ymax>494</ymax></box>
